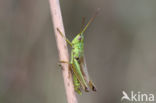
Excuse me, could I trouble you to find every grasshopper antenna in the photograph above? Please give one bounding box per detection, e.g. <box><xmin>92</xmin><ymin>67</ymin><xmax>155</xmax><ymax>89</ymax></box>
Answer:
<box><xmin>80</xmin><ymin>8</ymin><xmax>100</xmax><ymax>34</ymax></box>
<box><xmin>80</xmin><ymin>17</ymin><xmax>85</xmax><ymax>32</ymax></box>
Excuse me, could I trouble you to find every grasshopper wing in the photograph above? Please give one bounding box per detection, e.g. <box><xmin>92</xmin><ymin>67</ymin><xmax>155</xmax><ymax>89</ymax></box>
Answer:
<box><xmin>71</xmin><ymin>59</ymin><xmax>89</xmax><ymax>92</ymax></box>
<box><xmin>79</xmin><ymin>56</ymin><xmax>97</xmax><ymax>91</ymax></box>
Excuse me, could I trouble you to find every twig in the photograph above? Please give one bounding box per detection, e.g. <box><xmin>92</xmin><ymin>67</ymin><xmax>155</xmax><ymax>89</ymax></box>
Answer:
<box><xmin>48</xmin><ymin>0</ymin><xmax>78</xmax><ymax>103</ymax></box>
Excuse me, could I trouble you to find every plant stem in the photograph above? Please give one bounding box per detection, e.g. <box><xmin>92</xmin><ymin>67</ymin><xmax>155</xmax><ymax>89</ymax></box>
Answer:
<box><xmin>48</xmin><ymin>0</ymin><xmax>78</xmax><ymax>103</ymax></box>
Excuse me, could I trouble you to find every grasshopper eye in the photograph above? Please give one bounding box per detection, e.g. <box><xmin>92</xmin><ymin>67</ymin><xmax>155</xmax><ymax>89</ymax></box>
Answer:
<box><xmin>78</xmin><ymin>36</ymin><xmax>82</xmax><ymax>41</ymax></box>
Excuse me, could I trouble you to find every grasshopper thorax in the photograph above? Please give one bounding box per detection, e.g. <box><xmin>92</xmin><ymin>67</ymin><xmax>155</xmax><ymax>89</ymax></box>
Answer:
<box><xmin>71</xmin><ymin>33</ymin><xmax>84</xmax><ymax>59</ymax></box>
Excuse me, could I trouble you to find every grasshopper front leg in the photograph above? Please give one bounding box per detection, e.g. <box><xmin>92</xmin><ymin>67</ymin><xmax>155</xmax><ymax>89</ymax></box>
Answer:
<box><xmin>57</xmin><ymin>28</ymin><xmax>73</xmax><ymax>47</ymax></box>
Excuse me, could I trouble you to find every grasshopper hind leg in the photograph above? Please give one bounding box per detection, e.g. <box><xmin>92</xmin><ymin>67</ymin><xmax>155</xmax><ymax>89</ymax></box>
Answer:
<box><xmin>73</xmin><ymin>74</ymin><xmax>82</xmax><ymax>95</ymax></box>
<box><xmin>59</xmin><ymin>60</ymin><xmax>86</xmax><ymax>95</ymax></box>
<box><xmin>89</xmin><ymin>81</ymin><xmax>97</xmax><ymax>92</ymax></box>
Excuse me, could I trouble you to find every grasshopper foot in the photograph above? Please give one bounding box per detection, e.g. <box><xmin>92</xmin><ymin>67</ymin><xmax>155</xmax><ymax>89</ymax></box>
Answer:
<box><xmin>89</xmin><ymin>81</ymin><xmax>97</xmax><ymax>92</ymax></box>
<box><xmin>85</xmin><ymin>87</ymin><xmax>89</xmax><ymax>92</ymax></box>
<box><xmin>58</xmin><ymin>60</ymin><xmax>72</xmax><ymax>78</ymax></box>
<box><xmin>57</xmin><ymin>61</ymin><xmax>69</xmax><ymax>70</ymax></box>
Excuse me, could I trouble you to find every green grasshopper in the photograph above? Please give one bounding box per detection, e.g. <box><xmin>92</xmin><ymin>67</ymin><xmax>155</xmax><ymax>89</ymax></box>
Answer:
<box><xmin>57</xmin><ymin>10</ymin><xmax>98</xmax><ymax>95</ymax></box>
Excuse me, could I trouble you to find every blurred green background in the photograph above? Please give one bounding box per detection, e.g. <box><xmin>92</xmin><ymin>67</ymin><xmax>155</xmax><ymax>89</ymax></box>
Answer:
<box><xmin>0</xmin><ymin>0</ymin><xmax>156</xmax><ymax>103</ymax></box>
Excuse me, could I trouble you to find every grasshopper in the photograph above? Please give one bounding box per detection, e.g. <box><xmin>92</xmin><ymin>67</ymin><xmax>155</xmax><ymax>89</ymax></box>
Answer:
<box><xmin>57</xmin><ymin>10</ymin><xmax>98</xmax><ymax>95</ymax></box>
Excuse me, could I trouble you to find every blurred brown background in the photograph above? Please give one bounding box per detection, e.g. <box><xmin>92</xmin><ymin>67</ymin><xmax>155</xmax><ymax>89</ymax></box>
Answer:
<box><xmin>0</xmin><ymin>0</ymin><xmax>156</xmax><ymax>103</ymax></box>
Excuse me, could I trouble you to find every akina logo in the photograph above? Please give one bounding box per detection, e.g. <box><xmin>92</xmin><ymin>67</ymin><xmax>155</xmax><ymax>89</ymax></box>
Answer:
<box><xmin>121</xmin><ymin>91</ymin><xmax>155</xmax><ymax>102</ymax></box>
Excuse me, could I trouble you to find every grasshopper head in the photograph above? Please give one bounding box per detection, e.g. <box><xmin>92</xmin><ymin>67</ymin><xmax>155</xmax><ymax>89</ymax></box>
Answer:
<box><xmin>78</xmin><ymin>33</ymin><xmax>84</xmax><ymax>42</ymax></box>
<box><xmin>72</xmin><ymin>33</ymin><xmax>84</xmax><ymax>44</ymax></box>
